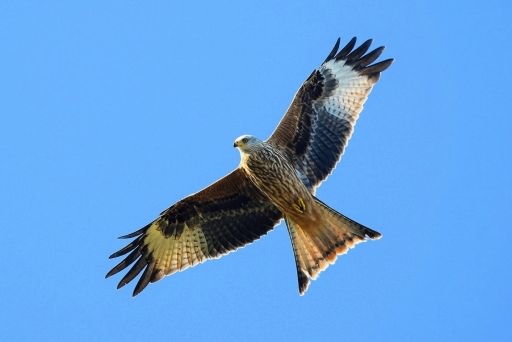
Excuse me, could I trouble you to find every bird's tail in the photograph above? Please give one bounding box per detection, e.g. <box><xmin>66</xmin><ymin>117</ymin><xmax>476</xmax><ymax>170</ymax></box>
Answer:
<box><xmin>285</xmin><ymin>196</ymin><xmax>381</xmax><ymax>295</ymax></box>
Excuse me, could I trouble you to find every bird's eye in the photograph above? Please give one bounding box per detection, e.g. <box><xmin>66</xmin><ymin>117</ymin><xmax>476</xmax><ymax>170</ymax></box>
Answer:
<box><xmin>242</xmin><ymin>137</ymin><xmax>248</xmax><ymax>144</ymax></box>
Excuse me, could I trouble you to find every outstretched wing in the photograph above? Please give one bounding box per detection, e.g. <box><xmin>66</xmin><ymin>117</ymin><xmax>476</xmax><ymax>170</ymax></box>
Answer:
<box><xmin>267</xmin><ymin>37</ymin><xmax>393</xmax><ymax>190</ymax></box>
<box><xmin>106</xmin><ymin>169</ymin><xmax>282</xmax><ymax>296</ymax></box>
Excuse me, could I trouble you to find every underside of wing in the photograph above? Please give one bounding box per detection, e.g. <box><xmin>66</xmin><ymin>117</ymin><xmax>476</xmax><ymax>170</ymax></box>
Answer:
<box><xmin>106</xmin><ymin>169</ymin><xmax>282</xmax><ymax>296</ymax></box>
<box><xmin>268</xmin><ymin>37</ymin><xmax>393</xmax><ymax>190</ymax></box>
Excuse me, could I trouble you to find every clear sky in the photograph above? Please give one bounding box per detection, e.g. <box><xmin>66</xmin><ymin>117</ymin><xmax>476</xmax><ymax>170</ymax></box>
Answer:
<box><xmin>1</xmin><ymin>1</ymin><xmax>510</xmax><ymax>341</ymax></box>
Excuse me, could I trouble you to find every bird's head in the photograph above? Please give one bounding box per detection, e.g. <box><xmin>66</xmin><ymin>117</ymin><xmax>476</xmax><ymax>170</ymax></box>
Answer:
<box><xmin>233</xmin><ymin>135</ymin><xmax>262</xmax><ymax>153</ymax></box>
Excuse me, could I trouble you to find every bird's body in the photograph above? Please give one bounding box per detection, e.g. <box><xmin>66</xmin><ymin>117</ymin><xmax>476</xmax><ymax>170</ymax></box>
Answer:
<box><xmin>236</xmin><ymin>136</ymin><xmax>311</xmax><ymax>217</ymax></box>
<box><xmin>235</xmin><ymin>135</ymin><xmax>381</xmax><ymax>293</ymax></box>
<box><xmin>107</xmin><ymin>37</ymin><xmax>393</xmax><ymax>296</ymax></box>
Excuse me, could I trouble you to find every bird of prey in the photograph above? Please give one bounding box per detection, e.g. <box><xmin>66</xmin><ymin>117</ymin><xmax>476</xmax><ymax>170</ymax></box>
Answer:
<box><xmin>106</xmin><ymin>37</ymin><xmax>393</xmax><ymax>296</ymax></box>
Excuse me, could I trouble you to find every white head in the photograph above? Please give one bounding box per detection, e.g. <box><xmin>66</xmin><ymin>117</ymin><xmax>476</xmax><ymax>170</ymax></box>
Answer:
<box><xmin>233</xmin><ymin>134</ymin><xmax>263</xmax><ymax>153</ymax></box>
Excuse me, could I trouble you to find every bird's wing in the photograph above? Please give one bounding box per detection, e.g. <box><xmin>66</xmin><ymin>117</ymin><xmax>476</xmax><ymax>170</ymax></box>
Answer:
<box><xmin>106</xmin><ymin>169</ymin><xmax>282</xmax><ymax>296</ymax></box>
<box><xmin>267</xmin><ymin>37</ymin><xmax>393</xmax><ymax>190</ymax></box>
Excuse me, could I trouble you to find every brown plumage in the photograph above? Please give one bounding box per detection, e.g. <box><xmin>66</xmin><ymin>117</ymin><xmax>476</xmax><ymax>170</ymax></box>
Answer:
<box><xmin>235</xmin><ymin>136</ymin><xmax>381</xmax><ymax>294</ymax></box>
<box><xmin>107</xmin><ymin>37</ymin><xmax>393</xmax><ymax>296</ymax></box>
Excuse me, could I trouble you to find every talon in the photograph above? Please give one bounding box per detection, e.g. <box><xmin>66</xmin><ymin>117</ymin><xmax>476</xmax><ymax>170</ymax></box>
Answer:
<box><xmin>293</xmin><ymin>197</ymin><xmax>306</xmax><ymax>214</ymax></box>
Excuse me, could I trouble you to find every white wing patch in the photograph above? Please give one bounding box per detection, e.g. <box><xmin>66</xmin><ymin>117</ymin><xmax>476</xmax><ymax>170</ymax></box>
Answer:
<box><xmin>318</xmin><ymin>59</ymin><xmax>375</xmax><ymax>123</ymax></box>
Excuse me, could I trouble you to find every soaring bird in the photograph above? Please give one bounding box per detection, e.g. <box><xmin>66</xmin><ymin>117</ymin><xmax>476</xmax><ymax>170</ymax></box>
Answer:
<box><xmin>106</xmin><ymin>37</ymin><xmax>393</xmax><ymax>296</ymax></box>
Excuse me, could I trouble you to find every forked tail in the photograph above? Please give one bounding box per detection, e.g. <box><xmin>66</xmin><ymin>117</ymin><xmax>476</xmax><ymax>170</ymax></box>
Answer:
<box><xmin>285</xmin><ymin>197</ymin><xmax>381</xmax><ymax>295</ymax></box>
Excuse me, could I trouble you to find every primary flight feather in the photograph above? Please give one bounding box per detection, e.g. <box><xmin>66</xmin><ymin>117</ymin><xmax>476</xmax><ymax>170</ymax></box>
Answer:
<box><xmin>106</xmin><ymin>37</ymin><xmax>393</xmax><ymax>296</ymax></box>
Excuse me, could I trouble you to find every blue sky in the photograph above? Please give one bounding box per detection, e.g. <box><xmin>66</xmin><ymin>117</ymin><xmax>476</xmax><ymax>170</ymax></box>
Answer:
<box><xmin>1</xmin><ymin>1</ymin><xmax>510</xmax><ymax>341</ymax></box>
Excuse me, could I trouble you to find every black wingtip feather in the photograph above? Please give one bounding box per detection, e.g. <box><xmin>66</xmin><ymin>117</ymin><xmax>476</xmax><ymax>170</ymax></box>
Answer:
<box><xmin>346</xmin><ymin>39</ymin><xmax>373</xmax><ymax>62</ymax></box>
<box><xmin>132</xmin><ymin>262</ymin><xmax>156</xmax><ymax>296</ymax></box>
<box><xmin>117</xmin><ymin>256</ymin><xmax>147</xmax><ymax>290</ymax></box>
<box><xmin>118</xmin><ymin>224</ymin><xmax>150</xmax><ymax>239</ymax></box>
<box><xmin>326</xmin><ymin>38</ymin><xmax>393</xmax><ymax>78</ymax></box>
<box><xmin>360</xmin><ymin>58</ymin><xmax>394</xmax><ymax>77</ymax></box>
<box><xmin>335</xmin><ymin>37</ymin><xmax>357</xmax><ymax>61</ymax></box>
<box><xmin>354</xmin><ymin>46</ymin><xmax>385</xmax><ymax>68</ymax></box>
<box><xmin>323</xmin><ymin>38</ymin><xmax>341</xmax><ymax>63</ymax></box>
<box><xmin>105</xmin><ymin>248</ymin><xmax>142</xmax><ymax>278</ymax></box>
<box><xmin>109</xmin><ymin>235</ymin><xmax>143</xmax><ymax>259</ymax></box>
